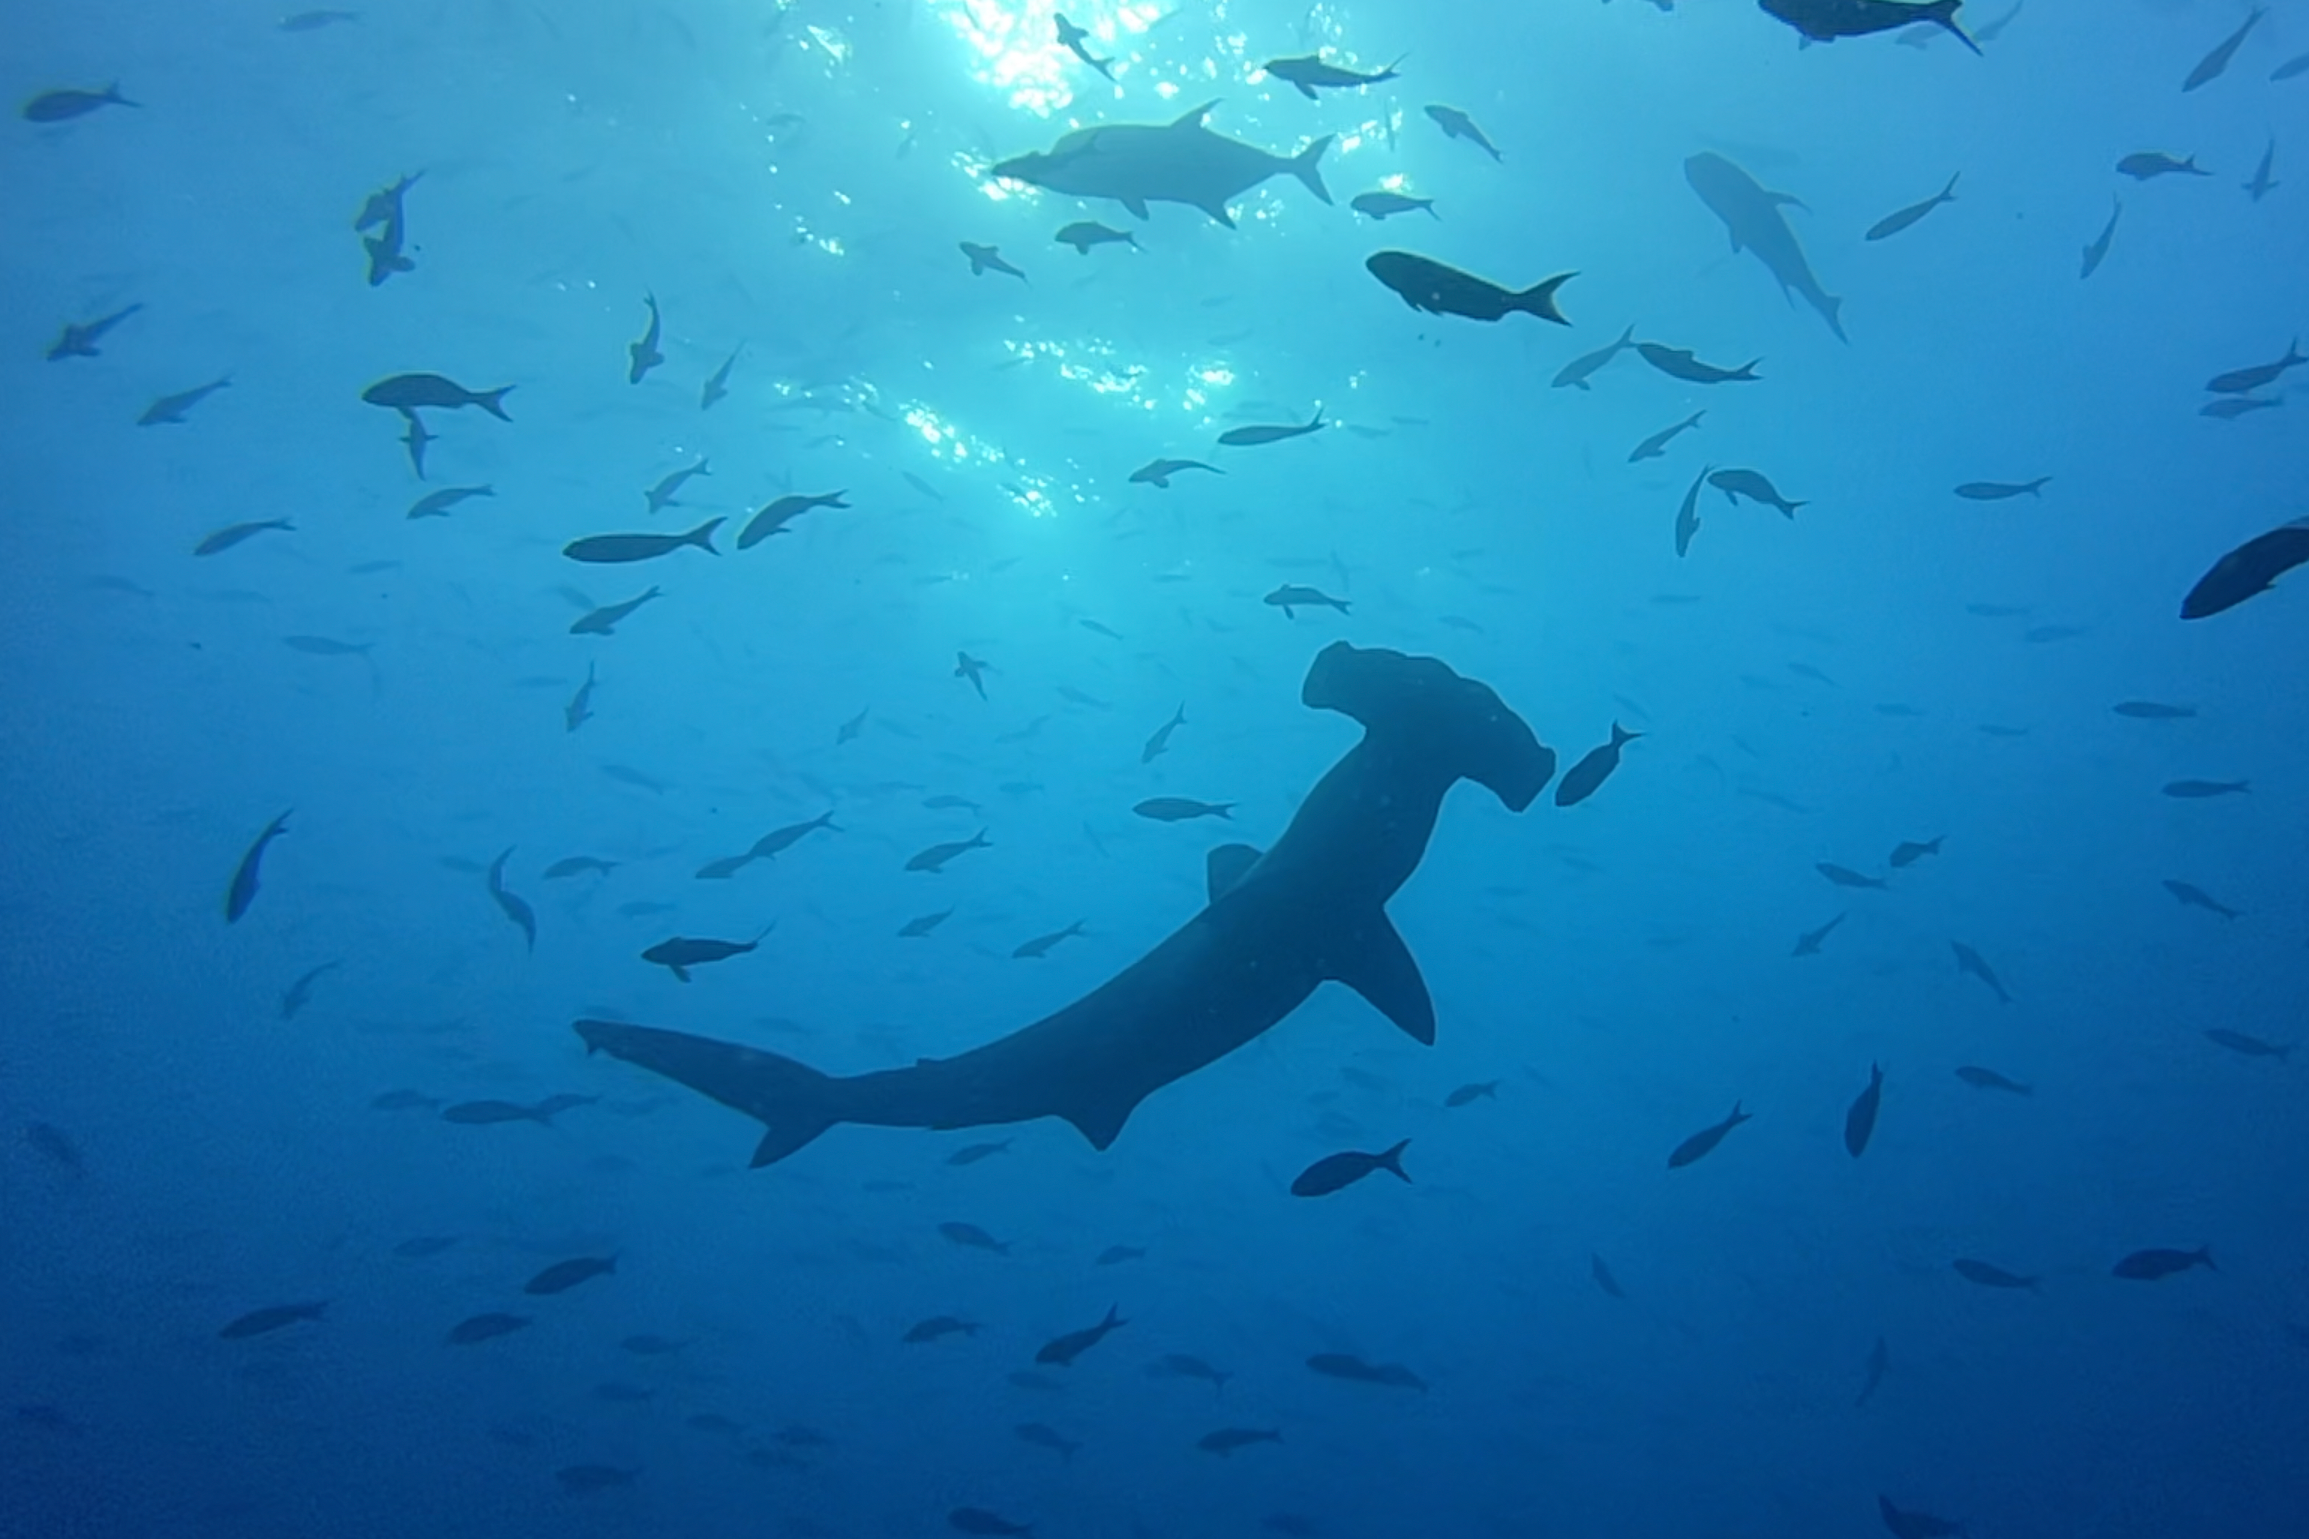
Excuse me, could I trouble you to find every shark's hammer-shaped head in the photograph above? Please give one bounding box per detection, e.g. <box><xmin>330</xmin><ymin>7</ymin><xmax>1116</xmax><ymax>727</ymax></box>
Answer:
<box><xmin>1300</xmin><ymin>642</ymin><xmax>1554</xmax><ymax>810</ymax></box>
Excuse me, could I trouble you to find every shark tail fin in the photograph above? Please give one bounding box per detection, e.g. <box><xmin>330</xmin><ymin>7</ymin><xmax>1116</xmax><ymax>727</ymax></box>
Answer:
<box><xmin>1289</xmin><ymin>135</ymin><xmax>1334</xmax><ymax>204</ymax></box>
<box><xmin>1932</xmin><ymin>1</ymin><xmax>1983</xmax><ymax>54</ymax></box>
<box><xmin>573</xmin><ymin>1018</ymin><xmax>842</xmax><ymax>1167</ymax></box>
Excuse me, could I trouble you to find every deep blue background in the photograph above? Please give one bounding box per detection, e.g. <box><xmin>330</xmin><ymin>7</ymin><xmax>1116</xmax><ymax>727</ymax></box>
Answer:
<box><xmin>5</xmin><ymin>2</ymin><xmax>2306</xmax><ymax>1536</ymax></box>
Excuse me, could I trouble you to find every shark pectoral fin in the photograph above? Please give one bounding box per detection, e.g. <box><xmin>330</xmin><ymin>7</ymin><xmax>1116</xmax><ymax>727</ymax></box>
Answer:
<box><xmin>1205</xmin><ymin>843</ymin><xmax>1263</xmax><ymax>902</ymax></box>
<box><xmin>1060</xmin><ymin>1092</ymin><xmax>1137</xmax><ymax>1151</ymax></box>
<box><xmin>1332</xmin><ymin>916</ymin><xmax>1436</xmax><ymax>1045</ymax></box>
<box><xmin>1121</xmin><ymin>197</ymin><xmax>1150</xmax><ymax>220</ymax></box>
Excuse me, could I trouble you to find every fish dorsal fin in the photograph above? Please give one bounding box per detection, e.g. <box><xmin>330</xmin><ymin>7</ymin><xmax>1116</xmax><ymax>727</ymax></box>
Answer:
<box><xmin>1197</xmin><ymin>200</ymin><xmax>1238</xmax><ymax>229</ymax></box>
<box><xmin>1171</xmin><ymin>99</ymin><xmax>1219</xmax><ymax>130</ymax></box>
<box><xmin>1205</xmin><ymin>843</ymin><xmax>1263</xmax><ymax>902</ymax></box>
<box><xmin>1330</xmin><ymin>914</ymin><xmax>1436</xmax><ymax>1045</ymax></box>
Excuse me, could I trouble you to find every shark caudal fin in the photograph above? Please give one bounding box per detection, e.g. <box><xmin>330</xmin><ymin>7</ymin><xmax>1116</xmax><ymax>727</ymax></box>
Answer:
<box><xmin>1289</xmin><ymin>136</ymin><xmax>1334</xmax><ymax>204</ymax></box>
<box><xmin>1300</xmin><ymin>642</ymin><xmax>1554</xmax><ymax>810</ymax></box>
<box><xmin>574</xmin><ymin>1018</ymin><xmax>840</xmax><ymax>1166</ymax></box>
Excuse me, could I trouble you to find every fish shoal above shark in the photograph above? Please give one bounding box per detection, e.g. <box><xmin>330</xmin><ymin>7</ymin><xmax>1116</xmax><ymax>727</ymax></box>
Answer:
<box><xmin>576</xmin><ymin>643</ymin><xmax>1553</xmax><ymax>1165</ymax></box>
<box><xmin>989</xmin><ymin>100</ymin><xmax>1332</xmax><ymax>228</ymax></box>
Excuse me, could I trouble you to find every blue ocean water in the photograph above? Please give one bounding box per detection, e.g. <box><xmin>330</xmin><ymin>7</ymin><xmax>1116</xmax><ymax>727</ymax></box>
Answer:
<box><xmin>6</xmin><ymin>1</ymin><xmax>2307</xmax><ymax>1535</ymax></box>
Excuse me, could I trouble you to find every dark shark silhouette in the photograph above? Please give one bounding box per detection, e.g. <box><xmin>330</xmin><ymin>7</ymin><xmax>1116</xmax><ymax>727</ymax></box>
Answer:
<box><xmin>576</xmin><ymin>643</ymin><xmax>1552</xmax><ymax>1165</ymax></box>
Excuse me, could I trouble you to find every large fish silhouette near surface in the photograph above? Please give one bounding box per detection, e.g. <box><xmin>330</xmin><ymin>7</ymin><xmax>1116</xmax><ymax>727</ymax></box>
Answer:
<box><xmin>1685</xmin><ymin>152</ymin><xmax>1846</xmax><ymax>341</ymax></box>
<box><xmin>577</xmin><ymin>644</ymin><xmax>1552</xmax><ymax>1165</ymax></box>
<box><xmin>989</xmin><ymin>100</ymin><xmax>1332</xmax><ymax>227</ymax></box>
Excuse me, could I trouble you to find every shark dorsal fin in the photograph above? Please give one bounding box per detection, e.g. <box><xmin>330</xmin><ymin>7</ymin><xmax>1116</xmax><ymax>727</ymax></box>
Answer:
<box><xmin>1171</xmin><ymin>99</ymin><xmax>1219</xmax><ymax>129</ymax></box>
<box><xmin>1205</xmin><ymin>843</ymin><xmax>1262</xmax><ymax>902</ymax></box>
<box><xmin>1196</xmin><ymin>200</ymin><xmax>1239</xmax><ymax>229</ymax></box>
<box><xmin>1331</xmin><ymin>916</ymin><xmax>1436</xmax><ymax>1045</ymax></box>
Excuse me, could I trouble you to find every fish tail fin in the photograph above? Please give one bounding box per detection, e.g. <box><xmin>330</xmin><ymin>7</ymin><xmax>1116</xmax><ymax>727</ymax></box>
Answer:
<box><xmin>1932</xmin><ymin>2</ymin><xmax>1983</xmax><ymax>54</ymax></box>
<box><xmin>1289</xmin><ymin>135</ymin><xmax>1334</xmax><ymax>204</ymax></box>
<box><xmin>1610</xmin><ymin>722</ymin><xmax>1640</xmax><ymax>746</ymax></box>
<box><xmin>688</xmin><ymin>517</ymin><xmax>725</xmax><ymax>552</ymax></box>
<box><xmin>478</xmin><ymin>386</ymin><xmax>514</xmax><ymax>421</ymax></box>
<box><xmin>1103</xmin><ymin>1304</ymin><xmax>1125</xmax><ymax>1328</ymax></box>
<box><xmin>1822</xmin><ymin>294</ymin><xmax>1848</xmax><ymax>343</ymax></box>
<box><xmin>1942</xmin><ymin>171</ymin><xmax>1962</xmax><ymax>200</ymax></box>
<box><xmin>2198</xmin><ymin>1246</ymin><xmax>2218</xmax><ymax>1270</ymax></box>
<box><xmin>574</xmin><ymin>1018</ymin><xmax>843</xmax><ymax>1167</ymax></box>
<box><xmin>1379</xmin><ymin>1138</ymin><xmax>1413</xmax><ymax>1182</ymax></box>
<box><xmin>1510</xmin><ymin>272</ymin><xmax>1574</xmax><ymax>324</ymax></box>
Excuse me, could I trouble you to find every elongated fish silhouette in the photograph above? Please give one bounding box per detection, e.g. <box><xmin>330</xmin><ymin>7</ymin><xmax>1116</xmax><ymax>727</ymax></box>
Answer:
<box><xmin>577</xmin><ymin>644</ymin><xmax>1552</xmax><ymax>1164</ymax></box>
<box><xmin>1684</xmin><ymin>153</ymin><xmax>1846</xmax><ymax>341</ymax></box>
<box><xmin>990</xmin><ymin>101</ymin><xmax>1332</xmax><ymax>228</ymax></box>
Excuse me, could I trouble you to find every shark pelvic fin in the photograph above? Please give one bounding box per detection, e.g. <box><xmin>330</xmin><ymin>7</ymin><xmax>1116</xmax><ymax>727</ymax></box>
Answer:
<box><xmin>1331</xmin><ymin>915</ymin><xmax>1436</xmax><ymax>1045</ymax></box>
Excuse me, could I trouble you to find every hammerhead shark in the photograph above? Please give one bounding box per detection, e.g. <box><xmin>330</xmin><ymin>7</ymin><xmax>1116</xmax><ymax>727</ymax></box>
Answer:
<box><xmin>989</xmin><ymin>100</ymin><xmax>1332</xmax><ymax>227</ymax></box>
<box><xmin>576</xmin><ymin>643</ymin><xmax>1553</xmax><ymax>1166</ymax></box>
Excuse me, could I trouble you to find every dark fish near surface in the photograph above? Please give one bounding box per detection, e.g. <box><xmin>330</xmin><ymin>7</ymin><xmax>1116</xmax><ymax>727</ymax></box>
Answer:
<box><xmin>445</xmin><ymin>1312</ymin><xmax>530</xmax><ymax>1344</ymax></box>
<box><xmin>1262</xmin><ymin>51</ymin><xmax>1402</xmax><ymax>98</ymax></box>
<box><xmin>2205</xmin><ymin>341</ymin><xmax>2303</xmax><ymax>395</ymax></box>
<box><xmin>1632</xmin><ymin>411</ymin><xmax>1704</xmax><ymax>463</ymax></box>
<box><xmin>1684</xmin><ymin>153</ymin><xmax>1845</xmax><ymax>339</ymax></box>
<box><xmin>23</xmin><ymin>84</ymin><xmax>138</xmax><ymax>121</ymax></box>
<box><xmin>139</xmin><ymin>377</ymin><xmax>231</xmax><ymax>425</ymax></box>
<box><xmin>2163</xmin><ymin>880</ymin><xmax>2240</xmax><ymax>920</ymax></box>
<box><xmin>1198</xmin><ymin>1426</ymin><xmax>1282</xmax><ymax>1455</ymax></box>
<box><xmin>1955</xmin><ymin>1065</ymin><xmax>2030</xmax><ymax>1094</ymax></box>
<box><xmin>2204</xmin><ymin>1027</ymin><xmax>2290</xmax><ymax>1060</ymax></box>
<box><xmin>280</xmin><ymin>9</ymin><xmax>361</xmax><ymax>30</ymax></box>
<box><xmin>524</xmin><ymin>1255</ymin><xmax>616</xmax><ymax>1295</ymax></box>
<box><xmin>939</xmin><ymin>1220</ymin><xmax>1010</xmax><ymax>1253</ymax></box>
<box><xmin>2118</xmin><ymin>151</ymin><xmax>2209</xmax><ymax>180</ymax></box>
<box><xmin>195</xmin><ymin>519</ymin><xmax>293</xmax><ymax>556</ymax></box>
<box><xmin>406</xmin><ymin>485</ymin><xmax>492</xmax><ymax>520</ymax></box>
<box><xmin>1844</xmin><ymin>1063</ymin><xmax>1884</xmax><ymax>1158</ymax></box>
<box><xmin>959</xmin><ymin>241</ymin><xmax>1027</xmax><ymax>280</ymax></box>
<box><xmin>947</xmin><ymin>1139</ymin><xmax>1012</xmax><ymax>1166</ymax></box>
<box><xmin>1443</xmin><ymin>1080</ymin><xmax>1498</xmax><ymax>1108</ymax></box>
<box><xmin>1668</xmin><ymin>1103</ymin><xmax>1750</xmax><ymax>1167</ymax></box>
<box><xmin>1134</xmin><ymin>797</ymin><xmax>1233</xmax><ymax>823</ymax></box>
<box><xmin>908</xmin><ymin>830</ymin><xmax>990</xmax><ymax>872</ymax></box>
<box><xmin>1097</xmin><ymin>1244</ymin><xmax>1145</xmax><ymax>1265</ymax></box>
<box><xmin>737</xmin><ymin>489</ymin><xmax>847</xmax><ymax>549</ymax></box>
<box><xmin>1129</xmin><ymin>457</ymin><xmax>1221</xmax><ymax>488</ymax></box>
<box><xmin>1424</xmin><ymin>104</ymin><xmax>1500</xmax><ymax>160</ymax></box>
<box><xmin>1951</xmin><ymin>1257</ymin><xmax>2037</xmax><ymax>1291</ymax></box>
<box><xmin>904</xmin><ymin>1315</ymin><xmax>981</xmax><ymax>1343</ymax></box>
<box><xmin>1306</xmin><ymin>1352</ymin><xmax>1426</xmax><ymax>1390</ymax></box>
<box><xmin>1290</xmin><ymin>1138</ymin><xmax>1410</xmax><ymax>1197</ymax></box>
<box><xmin>1364</xmin><ymin>252</ymin><xmax>1572</xmax><ymax>325</ymax></box>
<box><xmin>1638</xmin><ymin>344</ymin><xmax>1758</xmax><ymax>385</ymax></box>
<box><xmin>45</xmin><ymin>302</ymin><xmax>143</xmax><ymax>360</ymax></box>
<box><xmin>1037</xmin><ymin>1304</ymin><xmax>1126</xmax><ymax>1365</ymax></box>
<box><xmin>2182</xmin><ymin>7</ymin><xmax>2264</xmax><ymax>93</ymax></box>
<box><xmin>557</xmin><ymin>1465</ymin><xmax>635</xmax><ymax>1494</ymax></box>
<box><xmin>224</xmin><ymin>810</ymin><xmax>292</xmax><ymax>923</ymax></box>
<box><xmin>442</xmin><ymin>1094</ymin><xmax>596</xmax><ymax>1126</ymax></box>
<box><xmin>949</xmin><ymin>1508</ymin><xmax>1033</xmax><ymax>1537</ymax></box>
<box><xmin>627</xmin><ymin>293</ymin><xmax>664</xmax><ymax>384</ymax></box>
<box><xmin>1889</xmin><ymin>837</ymin><xmax>1942</xmax><ymax>867</ymax></box>
<box><xmin>2114</xmin><ymin>700</ymin><xmax>2196</xmax><ymax>720</ymax></box>
<box><xmin>486</xmin><ymin>849</ymin><xmax>536</xmax><ymax>952</ymax></box>
<box><xmin>2081</xmin><ymin>197</ymin><xmax>2122</xmax><ymax>278</ymax></box>
<box><xmin>1674</xmin><ymin>465</ymin><xmax>1708</xmax><ymax>557</ymax></box>
<box><xmin>26</xmin><ymin>1122</ymin><xmax>86</xmax><ymax>1173</ymax></box>
<box><xmin>2162</xmin><ymin>779</ymin><xmax>2248</xmax><ymax>798</ymax></box>
<box><xmin>1760</xmin><ymin>0</ymin><xmax>1979</xmax><ymax>54</ymax></box>
<box><xmin>1591</xmin><ymin>1253</ymin><xmax>1628</xmax><ymax>1299</ymax></box>
<box><xmin>642</xmin><ymin>926</ymin><xmax>770</xmax><ymax>982</ymax></box>
<box><xmin>1016</xmin><ymin>1421</ymin><xmax>1081</xmax><ymax>1461</ymax></box>
<box><xmin>1264</xmin><ymin>584</ymin><xmax>1350</xmax><ymax>618</ymax></box>
<box><xmin>988</xmin><ymin>100</ymin><xmax>1331</xmax><ymax>228</ymax></box>
<box><xmin>701</xmin><ymin>347</ymin><xmax>738</xmax><ymax>409</ymax></box>
<box><xmin>1865</xmin><ymin>173</ymin><xmax>1959</xmax><ymax>240</ymax></box>
<box><xmin>1554</xmin><ymin>324</ymin><xmax>1635</xmax><ymax>390</ymax></box>
<box><xmin>1554</xmin><ymin>724</ymin><xmax>1639</xmax><ymax>807</ymax></box>
<box><xmin>565</xmin><ymin>519</ymin><xmax>722</xmax><ymax>564</ymax></box>
<box><xmin>1856</xmin><ymin>1335</ymin><xmax>1890</xmax><ymax>1407</ymax></box>
<box><xmin>1951</xmin><ymin>940</ymin><xmax>2010</xmax><ymax>1003</ymax></box>
<box><xmin>1219</xmin><ymin>409</ymin><xmax>1325</xmax><ymax>446</ymax></box>
<box><xmin>1817</xmin><ymin>862</ymin><xmax>1886</xmax><ymax>890</ymax></box>
<box><xmin>2277</xmin><ymin>50</ymin><xmax>2309</xmax><ymax>81</ymax></box>
<box><xmin>1792</xmin><ymin>913</ymin><xmax>1846</xmax><ymax>957</ymax></box>
<box><xmin>643</xmin><ymin>458</ymin><xmax>710</xmax><ymax>514</ymax></box>
<box><xmin>752</xmin><ymin>811</ymin><xmax>840</xmax><ymax>860</ymax></box>
<box><xmin>1141</xmin><ymin>704</ymin><xmax>1187</xmax><ymax>762</ymax></box>
<box><xmin>2183</xmin><ymin>517</ymin><xmax>2309</xmax><ymax>618</ymax></box>
<box><xmin>361</xmin><ymin>373</ymin><xmax>513</xmax><ymax>419</ymax></box>
<box><xmin>1955</xmin><ymin>477</ymin><xmax>2048</xmax><ymax>500</ymax></box>
<box><xmin>572</xmin><ymin>588</ymin><xmax>661</xmax><ymax>636</ymax></box>
<box><xmin>1710</xmin><ymin>468</ymin><xmax>1805</xmax><ymax>517</ymax></box>
<box><xmin>1014</xmin><ymin>921</ymin><xmax>1086</xmax><ymax>959</ymax></box>
<box><xmin>279</xmin><ymin>960</ymin><xmax>341</xmax><ymax>1020</ymax></box>
<box><xmin>2202</xmin><ymin>395</ymin><xmax>2279</xmax><ymax>421</ymax></box>
<box><xmin>219</xmin><ymin>1301</ymin><xmax>328</xmax><ymax>1339</ymax></box>
<box><xmin>1350</xmin><ymin>190</ymin><xmax>1437</xmax><ymax>222</ymax></box>
<box><xmin>899</xmin><ymin>908</ymin><xmax>954</xmax><ymax>938</ymax></box>
<box><xmin>1054</xmin><ymin>13</ymin><xmax>1116</xmax><ymax>81</ymax></box>
<box><xmin>1056</xmin><ymin>220</ymin><xmax>1138</xmax><ymax>253</ymax></box>
<box><xmin>2112</xmin><ymin>1245</ymin><xmax>2215</xmax><ymax>1280</ymax></box>
<box><xmin>956</xmin><ymin>652</ymin><xmax>992</xmax><ymax>699</ymax></box>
